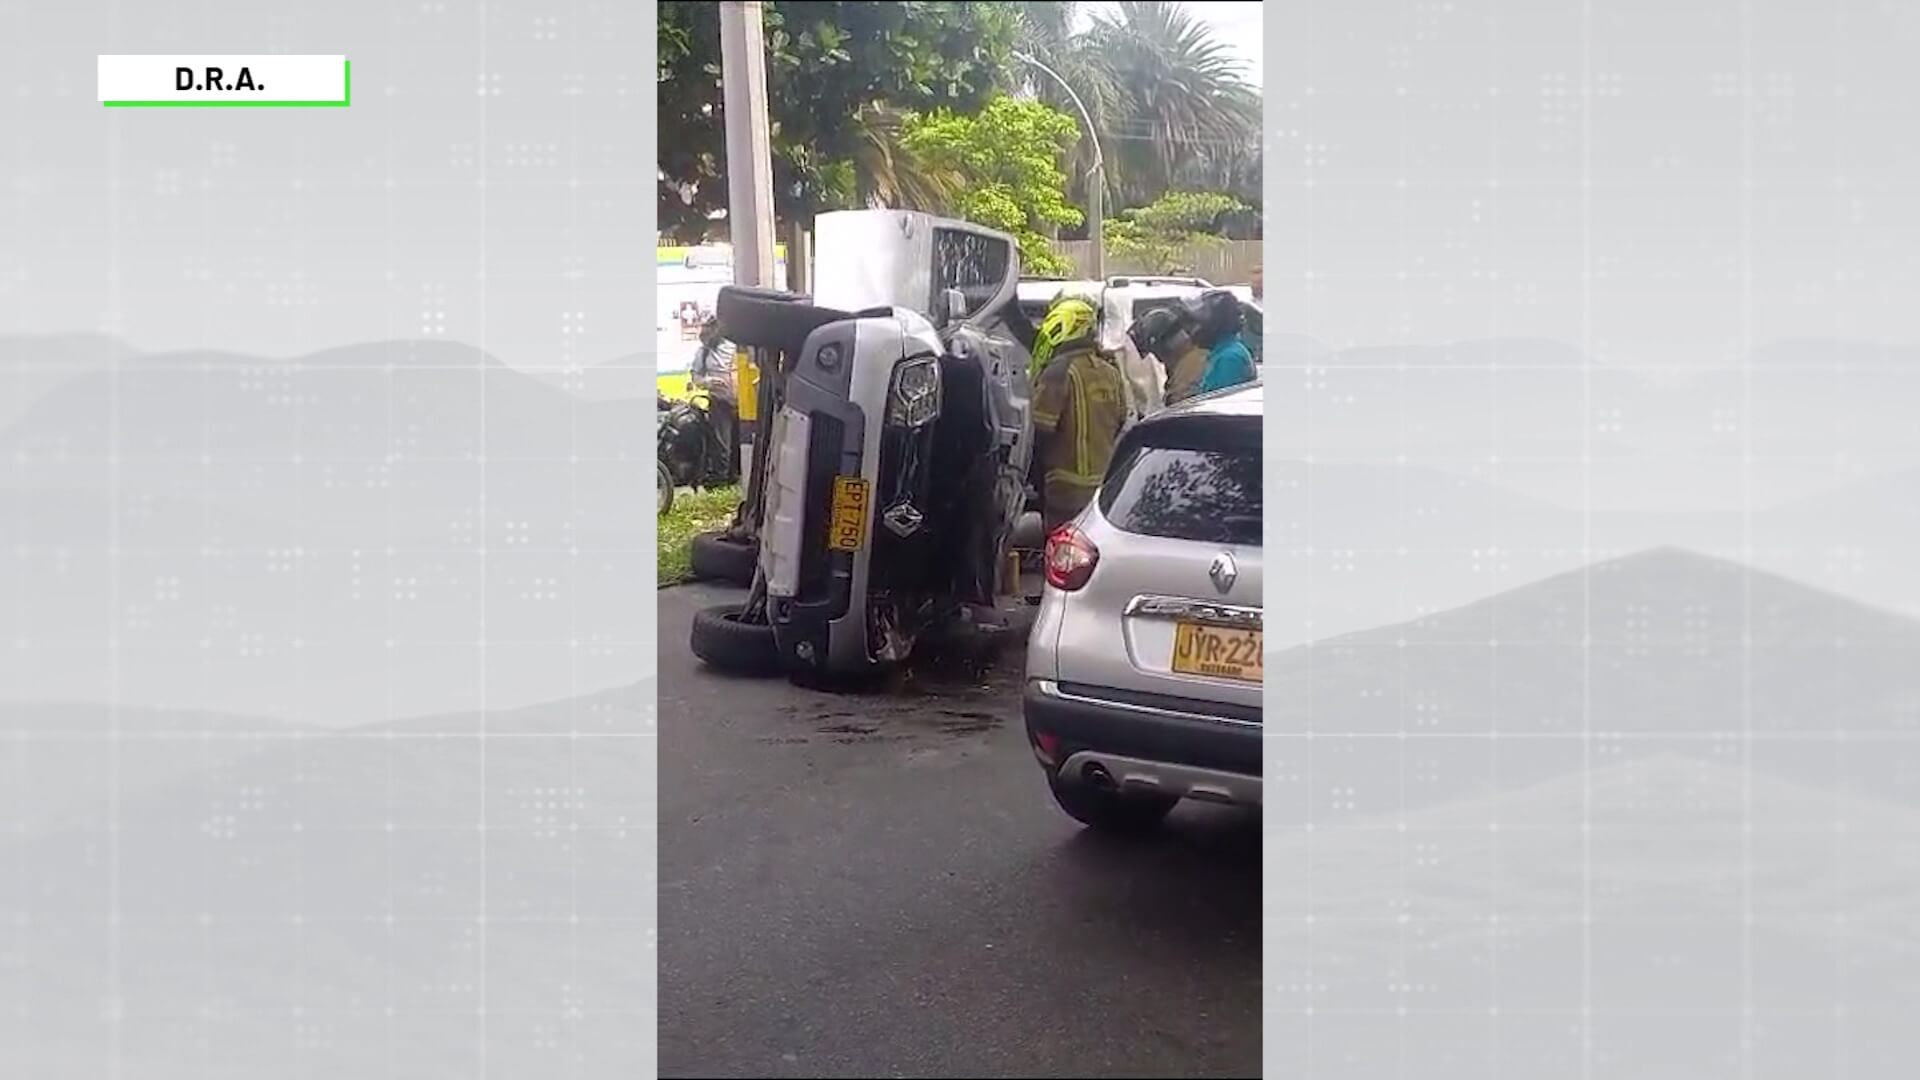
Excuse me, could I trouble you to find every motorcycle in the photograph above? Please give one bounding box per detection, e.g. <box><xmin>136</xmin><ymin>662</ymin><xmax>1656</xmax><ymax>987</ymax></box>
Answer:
<box><xmin>656</xmin><ymin>322</ymin><xmax>742</xmax><ymax>517</ymax></box>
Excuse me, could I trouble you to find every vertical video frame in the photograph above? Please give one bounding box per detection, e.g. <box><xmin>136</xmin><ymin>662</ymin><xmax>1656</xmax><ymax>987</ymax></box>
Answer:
<box><xmin>655</xmin><ymin>2</ymin><xmax>1264</xmax><ymax>1076</ymax></box>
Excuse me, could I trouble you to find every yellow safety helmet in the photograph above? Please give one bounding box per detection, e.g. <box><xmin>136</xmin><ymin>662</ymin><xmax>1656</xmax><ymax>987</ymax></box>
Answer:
<box><xmin>1030</xmin><ymin>295</ymin><xmax>1099</xmax><ymax>379</ymax></box>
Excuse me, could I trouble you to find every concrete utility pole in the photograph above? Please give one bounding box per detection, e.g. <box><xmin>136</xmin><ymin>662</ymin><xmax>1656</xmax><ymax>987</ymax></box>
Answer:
<box><xmin>718</xmin><ymin>0</ymin><xmax>777</xmax><ymax>519</ymax></box>
<box><xmin>1014</xmin><ymin>51</ymin><xmax>1104</xmax><ymax>280</ymax></box>
<box><xmin>720</xmin><ymin>0</ymin><xmax>776</xmax><ymax>288</ymax></box>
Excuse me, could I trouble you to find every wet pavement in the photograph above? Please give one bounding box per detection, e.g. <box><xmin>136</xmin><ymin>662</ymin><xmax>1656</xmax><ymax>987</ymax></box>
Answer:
<box><xmin>657</xmin><ymin>582</ymin><xmax>1262</xmax><ymax>1078</ymax></box>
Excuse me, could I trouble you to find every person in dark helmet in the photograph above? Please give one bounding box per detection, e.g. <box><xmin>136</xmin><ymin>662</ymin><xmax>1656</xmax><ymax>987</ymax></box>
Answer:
<box><xmin>1187</xmin><ymin>289</ymin><xmax>1256</xmax><ymax>396</ymax></box>
<box><xmin>1128</xmin><ymin>303</ymin><xmax>1210</xmax><ymax>406</ymax></box>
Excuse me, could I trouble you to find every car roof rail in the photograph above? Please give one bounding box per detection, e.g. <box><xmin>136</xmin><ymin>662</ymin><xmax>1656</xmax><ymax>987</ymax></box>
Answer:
<box><xmin>1106</xmin><ymin>274</ymin><xmax>1213</xmax><ymax>289</ymax></box>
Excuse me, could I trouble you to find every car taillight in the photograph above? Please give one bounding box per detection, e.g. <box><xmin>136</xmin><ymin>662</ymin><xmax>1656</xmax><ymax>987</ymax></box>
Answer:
<box><xmin>1043</xmin><ymin>524</ymin><xmax>1099</xmax><ymax>591</ymax></box>
<box><xmin>1031</xmin><ymin>730</ymin><xmax>1060</xmax><ymax>767</ymax></box>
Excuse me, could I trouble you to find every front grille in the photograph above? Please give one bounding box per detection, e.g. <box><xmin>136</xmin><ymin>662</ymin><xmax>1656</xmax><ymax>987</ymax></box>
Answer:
<box><xmin>868</xmin><ymin>423</ymin><xmax>938</xmax><ymax>594</ymax></box>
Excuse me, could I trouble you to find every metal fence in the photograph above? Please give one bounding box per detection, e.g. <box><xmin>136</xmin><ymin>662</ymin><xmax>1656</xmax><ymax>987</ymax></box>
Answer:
<box><xmin>1047</xmin><ymin>239</ymin><xmax>1262</xmax><ymax>285</ymax></box>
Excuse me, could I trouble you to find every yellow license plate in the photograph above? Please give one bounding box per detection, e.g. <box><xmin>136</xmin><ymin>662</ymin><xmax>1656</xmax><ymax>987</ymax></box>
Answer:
<box><xmin>827</xmin><ymin>475</ymin><xmax>870</xmax><ymax>552</ymax></box>
<box><xmin>1171</xmin><ymin>622</ymin><xmax>1264</xmax><ymax>683</ymax></box>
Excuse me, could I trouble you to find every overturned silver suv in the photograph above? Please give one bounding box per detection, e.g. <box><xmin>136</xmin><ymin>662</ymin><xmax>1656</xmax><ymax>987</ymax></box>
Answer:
<box><xmin>689</xmin><ymin>211</ymin><xmax>1037</xmax><ymax>682</ymax></box>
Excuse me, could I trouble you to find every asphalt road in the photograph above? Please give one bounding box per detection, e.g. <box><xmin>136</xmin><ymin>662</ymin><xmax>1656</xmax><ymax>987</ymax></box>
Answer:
<box><xmin>658</xmin><ymin>582</ymin><xmax>1261</xmax><ymax>1079</ymax></box>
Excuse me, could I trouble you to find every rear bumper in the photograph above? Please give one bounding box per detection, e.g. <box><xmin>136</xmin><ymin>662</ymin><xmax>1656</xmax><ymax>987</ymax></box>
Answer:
<box><xmin>1023</xmin><ymin>679</ymin><xmax>1261</xmax><ymax>799</ymax></box>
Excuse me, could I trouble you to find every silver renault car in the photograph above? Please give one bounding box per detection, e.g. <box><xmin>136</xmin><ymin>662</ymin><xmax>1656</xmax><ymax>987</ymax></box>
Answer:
<box><xmin>1023</xmin><ymin>382</ymin><xmax>1263</xmax><ymax>832</ymax></box>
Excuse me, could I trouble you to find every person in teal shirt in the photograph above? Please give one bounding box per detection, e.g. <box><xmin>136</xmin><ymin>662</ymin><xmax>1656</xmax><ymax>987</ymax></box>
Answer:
<box><xmin>1199</xmin><ymin>332</ymin><xmax>1256</xmax><ymax>393</ymax></box>
<box><xmin>1192</xmin><ymin>291</ymin><xmax>1257</xmax><ymax>394</ymax></box>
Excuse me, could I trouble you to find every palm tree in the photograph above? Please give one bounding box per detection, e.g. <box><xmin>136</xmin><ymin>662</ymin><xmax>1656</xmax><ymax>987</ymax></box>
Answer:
<box><xmin>1175</xmin><ymin>124</ymin><xmax>1263</xmax><ymax>212</ymax></box>
<box><xmin>849</xmin><ymin>105</ymin><xmax>966</xmax><ymax>212</ymax></box>
<box><xmin>1013</xmin><ymin>1</ymin><xmax>1121</xmax><ymax>234</ymax></box>
<box><xmin>863</xmin><ymin>1</ymin><xmax>1262</xmax><ymax>225</ymax></box>
<box><xmin>1087</xmin><ymin>0</ymin><xmax>1262</xmax><ymax>209</ymax></box>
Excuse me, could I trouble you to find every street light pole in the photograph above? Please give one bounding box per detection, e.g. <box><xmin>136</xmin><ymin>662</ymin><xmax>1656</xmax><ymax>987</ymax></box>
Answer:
<box><xmin>1013</xmin><ymin>51</ymin><xmax>1104</xmax><ymax>281</ymax></box>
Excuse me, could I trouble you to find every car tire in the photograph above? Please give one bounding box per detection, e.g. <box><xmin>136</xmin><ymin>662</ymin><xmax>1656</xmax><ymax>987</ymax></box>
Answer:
<box><xmin>689</xmin><ymin>604</ymin><xmax>781</xmax><ymax>676</ymax></box>
<box><xmin>687</xmin><ymin>530</ymin><xmax>758</xmax><ymax>585</ymax></box>
<box><xmin>715</xmin><ymin>286</ymin><xmax>845</xmax><ymax>356</ymax></box>
<box><xmin>1046</xmin><ymin>772</ymin><xmax>1177</xmax><ymax>834</ymax></box>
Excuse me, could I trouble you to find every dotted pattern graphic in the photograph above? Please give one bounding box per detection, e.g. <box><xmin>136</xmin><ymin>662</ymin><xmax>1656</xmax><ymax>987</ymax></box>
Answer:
<box><xmin>1267</xmin><ymin>3</ymin><xmax>1920</xmax><ymax>1077</ymax></box>
<box><xmin>2</xmin><ymin>3</ymin><xmax>657</xmax><ymax>1077</ymax></box>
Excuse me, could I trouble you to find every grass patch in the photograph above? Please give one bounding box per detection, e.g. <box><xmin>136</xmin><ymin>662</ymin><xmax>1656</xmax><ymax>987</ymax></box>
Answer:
<box><xmin>660</xmin><ymin>485</ymin><xmax>742</xmax><ymax>586</ymax></box>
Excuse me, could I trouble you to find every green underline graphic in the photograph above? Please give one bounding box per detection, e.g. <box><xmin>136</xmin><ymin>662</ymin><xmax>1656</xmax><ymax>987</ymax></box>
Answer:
<box><xmin>104</xmin><ymin>59</ymin><xmax>350</xmax><ymax>108</ymax></box>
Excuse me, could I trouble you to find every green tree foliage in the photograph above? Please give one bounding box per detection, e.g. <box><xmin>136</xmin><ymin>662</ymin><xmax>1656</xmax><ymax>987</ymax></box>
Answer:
<box><xmin>1104</xmin><ymin>191</ymin><xmax>1251</xmax><ymax>272</ymax></box>
<box><xmin>900</xmin><ymin>97</ymin><xmax>1083</xmax><ymax>276</ymax></box>
<box><xmin>657</xmin><ymin>1</ymin><xmax>1021</xmax><ymax>241</ymax></box>
<box><xmin>660</xmin><ymin>0</ymin><xmax>1259</xmax><ymax>258</ymax></box>
<box><xmin>1089</xmin><ymin>1</ymin><xmax>1262</xmax><ymax>212</ymax></box>
<box><xmin>1178</xmin><ymin>134</ymin><xmax>1263</xmax><ymax>220</ymax></box>
<box><xmin>1011</xmin><ymin>2</ymin><xmax>1120</xmax><ymax>221</ymax></box>
<box><xmin>1009</xmin><ymin>0</ymin><xmax>1261</xmax><ymax>222</ymax></box>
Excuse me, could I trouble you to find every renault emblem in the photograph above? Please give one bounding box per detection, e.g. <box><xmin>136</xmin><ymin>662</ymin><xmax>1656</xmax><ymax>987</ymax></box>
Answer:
<box><xmin>1209</xmin><ymin>552</ymin><xmax>1238</xmax><ymax>593</ymax></box>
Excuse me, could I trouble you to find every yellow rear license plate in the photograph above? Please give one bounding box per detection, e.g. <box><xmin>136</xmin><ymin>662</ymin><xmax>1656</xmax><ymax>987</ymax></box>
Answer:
<box><xmin>1171</xmin><ymin>622</ymin><xmax>1264</xmax><ymax>683</ymax></box>
<box><xmin>827</xmin><ymin>475</ymin><xmax>870</xmax><ymax>552</ymax></box>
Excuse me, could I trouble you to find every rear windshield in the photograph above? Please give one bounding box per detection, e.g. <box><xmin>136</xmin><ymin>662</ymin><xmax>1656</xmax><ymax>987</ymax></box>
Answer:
<box><xmin>1099</xmin><ymin>442</ymin><xmax>1262</xmax><ymax>547</ymax></box>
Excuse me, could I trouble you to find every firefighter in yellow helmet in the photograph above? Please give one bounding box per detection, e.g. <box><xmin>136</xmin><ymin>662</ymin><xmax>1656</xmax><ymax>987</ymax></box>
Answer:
<box><xmin>1029</xmin><ymin>295</ymin><xmax>1128</xmax><ymax>530</ymax></box>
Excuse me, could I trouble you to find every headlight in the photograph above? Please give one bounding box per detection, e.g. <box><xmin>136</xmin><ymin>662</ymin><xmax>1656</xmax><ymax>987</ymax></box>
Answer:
<box><xmin>886</xmin><ymin>356</ymin><xmax>941</xmax><ymax>428</ymax></box>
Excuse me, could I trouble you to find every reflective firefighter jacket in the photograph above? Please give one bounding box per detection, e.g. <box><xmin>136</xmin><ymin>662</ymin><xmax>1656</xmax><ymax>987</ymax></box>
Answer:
<box><xmin>1032</xmin><ymin>344</ymin><xmax>1128</xmax><ymax>526</ymax></box>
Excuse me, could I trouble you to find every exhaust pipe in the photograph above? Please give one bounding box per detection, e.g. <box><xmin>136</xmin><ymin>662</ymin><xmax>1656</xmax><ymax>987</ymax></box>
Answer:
<box><xmin>1081</xmin><ymin>762</ymin><xmax>1116</xmax><ymax>790</ymax></box>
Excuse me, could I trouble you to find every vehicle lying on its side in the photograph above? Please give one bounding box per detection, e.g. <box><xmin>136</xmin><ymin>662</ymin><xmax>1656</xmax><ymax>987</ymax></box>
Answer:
<box><xmin>689</xmin><ymin>211</ymin><xmax>1037</xmax><ymax>682</ymax></box>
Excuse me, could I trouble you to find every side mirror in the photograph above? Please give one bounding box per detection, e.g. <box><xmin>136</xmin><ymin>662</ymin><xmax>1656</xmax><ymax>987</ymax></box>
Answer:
<box><xmin>942</xmin><ymin>287</ymin><xmax>969</xmax><ymax>325</ymax></box>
